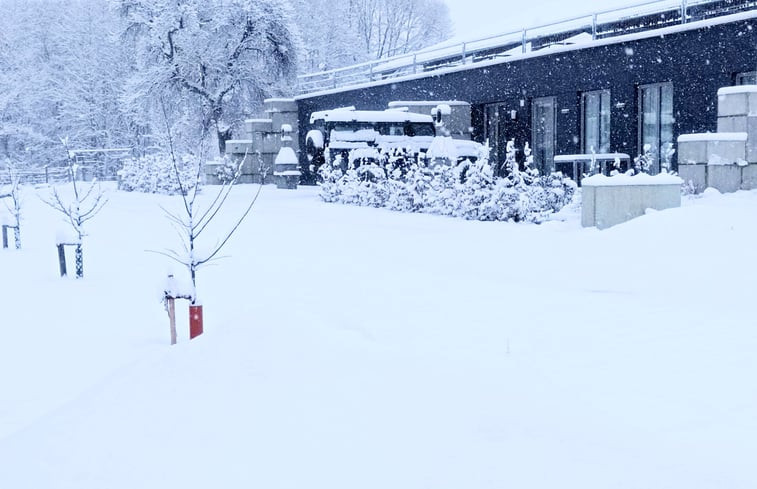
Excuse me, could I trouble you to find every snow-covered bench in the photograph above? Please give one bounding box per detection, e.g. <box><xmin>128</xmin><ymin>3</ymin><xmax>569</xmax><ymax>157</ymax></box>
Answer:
<box><xmin>554</xmin><ymin>153</ymin><xmax>630</xmax><ymax>185</ymax></box>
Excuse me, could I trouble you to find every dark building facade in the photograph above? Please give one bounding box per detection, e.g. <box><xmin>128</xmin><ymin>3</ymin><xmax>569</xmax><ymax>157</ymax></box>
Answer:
<box><xmin>295</xmin><ymin>10</ymin><xmax>757</xmax><ymax>180</ymax></box>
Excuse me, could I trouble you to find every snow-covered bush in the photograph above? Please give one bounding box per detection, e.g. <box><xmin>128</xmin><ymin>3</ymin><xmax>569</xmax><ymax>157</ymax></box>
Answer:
<box><xmin>633</xmin><ymin>144</ymin><xmax>654</xmax><ymax>174</ymax></box>
<box><xmin>318</xmin><ymin>144</ymin><xmax>576</xmax><ymax>223</ymax></box>
<box><xmin>212</xmin><ymin>155</ymin><xmax>243</xmax><ymax>184</ymax></box>
<box><xmin>118</xmin><ymin>153</ymin><xmax>199</xmax><ymax>195</ymax></box>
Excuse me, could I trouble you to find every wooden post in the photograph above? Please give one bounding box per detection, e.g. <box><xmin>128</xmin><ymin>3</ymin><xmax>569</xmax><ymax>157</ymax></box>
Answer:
<box><xmin>167</xmin><ymin>297</ymin><xmax>177</xmax><ymax>345</ymax></box>
<box><xmin>57</xmin><ymin>244</ymin><xmax>67</xmax><ymax>277</ymax></box>
<box><xmin>164</xmin><ymin>274</ymin><xmax>180</xmax><ymax>345</ymax></box>
<box><xmin>1</xmin><ymin>225</ymin><xmax>7</xmax><ymax>249</ymax></box>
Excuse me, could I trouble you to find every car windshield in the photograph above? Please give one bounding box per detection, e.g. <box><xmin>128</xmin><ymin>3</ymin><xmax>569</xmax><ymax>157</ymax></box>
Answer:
<box><xmin>407</xmin><ymin>123</ymin><xmax>435</xmax><ymax>137</ymax></box>
<box><xmin>329</xmin><ymin>122</ymin><xmax>376</xmax><ymax>132</ymax></box>
<box><xmin>323</xmin><ymin>120</ymin><xmax>435</xmax><ymax>137</ymax></box>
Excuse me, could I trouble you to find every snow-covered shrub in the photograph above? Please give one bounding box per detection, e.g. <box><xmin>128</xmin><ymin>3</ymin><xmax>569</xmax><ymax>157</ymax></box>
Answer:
<box><xmin>661</xmin><ymin>142</ymin><xmax>676</xmax><ymax>173</ymax></box>
<box><xmin>318</xmin><ymin>143</ymin><xmax>576</xmax><ymax>223</ymax></box>
<box><xmin>355</xmin><ymin>163</ymin><xmax>389</xmax><ymax>207</ymax></box>
<box><xmin>633</xmin><ymin>144</ymin><xmax>654</xmax><ymax>174</ymax></box>
<box><xmin>318</xmin><ymin>157</ymin><xmax>343</xmax><ymax>203</ymax></box>
<box><xmin>212</xmin><ymin>155</ymin><xmax>243</xmax><ymax>184</ymax></box>
<box><xmin>118</xmin><ymin>153</ymin><xmax>199</xmax><ymax>195</ymax></box>
<box><xmin>453</xmin><ymin>158</ymin><xmax>494</xmax><ymax>219</ymax></box>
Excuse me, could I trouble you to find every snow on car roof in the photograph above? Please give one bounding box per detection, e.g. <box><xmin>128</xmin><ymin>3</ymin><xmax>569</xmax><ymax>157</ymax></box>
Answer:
<box><xmin>310</xmin><ymin>108</ymin><xmax>434</xmax><ymax>124</ymax></box>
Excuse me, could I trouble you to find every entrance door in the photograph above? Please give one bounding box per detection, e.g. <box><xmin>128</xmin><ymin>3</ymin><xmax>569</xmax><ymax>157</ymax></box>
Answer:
<box><xmin>532</xmin><ymin>97</ymin><xmax>556</xmax><ymax>174</ymax></box>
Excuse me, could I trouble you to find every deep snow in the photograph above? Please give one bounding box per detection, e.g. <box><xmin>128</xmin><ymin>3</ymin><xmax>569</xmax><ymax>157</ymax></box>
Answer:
<box><xmin>0</xmin><ymin>183</ymin><xmax>756</xmax><ymax>488</ymax></box>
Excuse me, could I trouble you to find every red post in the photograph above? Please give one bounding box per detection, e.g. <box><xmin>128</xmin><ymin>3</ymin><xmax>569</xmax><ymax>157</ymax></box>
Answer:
<box><xmin>189</xmin><ymin>304</ymin><xmax>204</xmax><ymax>339</ymax></box>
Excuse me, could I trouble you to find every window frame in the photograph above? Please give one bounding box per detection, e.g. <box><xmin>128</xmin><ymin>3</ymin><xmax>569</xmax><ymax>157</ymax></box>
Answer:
<box><xmin>580</xmin><ymin>89</ymin><xmax>611</xmax><ymax>155</ymax></box>
<box><xmin>735</xmin><ymin>71</ymin><xmax>757</xmax><ymax>85</ymax></box>
<box><xmin>483</xmin><ymin>102</ymin><xmax>509</xmax><ymax>171</ymax></box>
<box><xmin>637</xmin><ymin>82</ymin><xmax>675</xmax><ymax>174</ymax></box>
<box><xmin>532</xmin><ymin>96</ymin><xmax>557</xmax><ymax>175</ymax></box>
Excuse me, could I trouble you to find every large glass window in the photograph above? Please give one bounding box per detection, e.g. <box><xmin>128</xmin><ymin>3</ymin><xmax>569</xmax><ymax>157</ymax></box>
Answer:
<box><xmin>532</xmin><ymin>97</ymin><xmax>556</xmax><ymax>174</ymax></box>
<box><xmin>638</xmin><ymin>83</ymin><xmax>674</xmax><ymax>173</ymax></box>
<box><xmin>582</xmin><ymin>90</ymin><xmax>611</xmax><ymax>154</ymax></box>
<box><xmin>736</xmin><ymin>71</ymin><xmax>757</xmax><ymax>85</ymax></box>
<box><xmin>484</xmin><ymin>103</ymin><xmax>508</xmax><ymax>171</ymax></box>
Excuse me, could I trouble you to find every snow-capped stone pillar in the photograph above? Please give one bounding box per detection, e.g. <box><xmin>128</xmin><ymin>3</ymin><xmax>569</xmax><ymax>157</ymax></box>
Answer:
<box><xmin>677</xmin><ymin>85</ymin><xmax>757</xmax><ymax>193</ymax></box>
<box><xmin>274</xmin><ymin>124</ymin><xmax>300</xmax><ymax>190</ymax></box>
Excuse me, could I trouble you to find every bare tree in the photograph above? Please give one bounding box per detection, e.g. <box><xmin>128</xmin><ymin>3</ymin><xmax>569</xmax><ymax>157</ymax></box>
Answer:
<box><xmin>1</xmin><ymin>160</ymin><xmax>22</xmax><ymax>249</ymax></box>
<box><xmin>350</xmin><ymin>0</ymin><xmax>453</xmax><ymax>59</ymax></box>
<box><xmin>152</xmin><ymin>104</ymin><xmax>261</xmax><ymax>303</ymax></box>
<box><xmin>44</xmin><ymin>138</ymin><xmax>108</xmax><ymax>278</ymax></box>
<box><xmin>291</xmin><ymin>0</ymin><xmax>452</xmax><ymax>69</ymax></box>
<box><xmin>118</xmin><ymin>0</ymin><xmax>300</xmax><ymax>156</ymax></box>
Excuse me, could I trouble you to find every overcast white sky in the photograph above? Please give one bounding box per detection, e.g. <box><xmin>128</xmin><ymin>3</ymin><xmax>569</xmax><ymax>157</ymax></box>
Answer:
<box><xmin>444</xmin><ymin>0</ymin><xmax>665</xmax><ymax>40</ymax></box>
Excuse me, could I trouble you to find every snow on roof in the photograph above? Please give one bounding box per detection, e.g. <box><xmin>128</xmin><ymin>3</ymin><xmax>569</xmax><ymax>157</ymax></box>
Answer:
<box><xmin>373</xmin><ymin>31</ymin><xmax>594</xmax><ymax>74</ymax></box>
<box><xmin>296</xmin><ymin>10</ymin><xmax>757</xmax><ymax>100</ymax></box>
<box><xmin>677</xmin><ymin>132</ymin><xmax>749</xmax><ymax>142</ymax></box>
<box><xmin>717</xmin><ymin>85</ymin><xmax>757</xmax><ymax>95</ymax></box>
<box><xmin>310</xmin><ymin>108</ymin><xmax>434</xmax><ymax>124</ymax></box>
<box><xmin>387</xmin><ymin>100</ymin><xmax>471</xmax><ymax>107</ymax></box>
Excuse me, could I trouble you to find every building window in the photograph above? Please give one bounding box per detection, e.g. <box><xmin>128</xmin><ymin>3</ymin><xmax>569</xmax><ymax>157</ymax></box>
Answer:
<box><xmin>532</xmin><ymin>97</ymin><xmax>556</xmax><ymax>174</ymax></box>
<box><xmin>638</xmin><ymin>83</ymin><xmax>674</xmax><ymax>173</ymax></box>
<box><xmin>581</xmin><ymin>90</ymin><xmax>611</xmax><ymax>154</ymax></box>
<box><xmin>484</xmin><ymin>103</ymin><xmax>508</xmax><ymax>170</ymax></box>
<box><xmin>736</xmin><ymin>71</ymin><xmax>757</xmax><ymax>85</ymax></box>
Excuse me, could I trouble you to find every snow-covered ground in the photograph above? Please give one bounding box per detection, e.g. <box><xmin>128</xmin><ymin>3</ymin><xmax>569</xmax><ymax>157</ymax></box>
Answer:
<box><xmin>0</xmin><ymin>183</ymin><xmax>755</xmax><ymax>488</ymax></box>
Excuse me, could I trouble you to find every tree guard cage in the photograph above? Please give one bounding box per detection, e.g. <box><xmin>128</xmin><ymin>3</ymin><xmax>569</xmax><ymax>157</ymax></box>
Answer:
<box><xmin>2</xmin><ymin>224</ymin><xmax>20</xmax><ymax>249</ymax></box>
<box><xmin>56</xmin><ymin>243</ymin><xmax>83</xmax><ymax>278</ymax></box>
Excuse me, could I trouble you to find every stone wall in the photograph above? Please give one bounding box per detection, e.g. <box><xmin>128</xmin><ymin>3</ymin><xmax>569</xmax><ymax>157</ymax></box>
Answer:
<box><xmin>677</xmin><ymin>85</ymin><xmax>757</xmax><ymax>193</ymax></box>
<box><xmin>206</xmin><ymin>98</ymin><xmax>300</xmax><ymax>185</ymax></box>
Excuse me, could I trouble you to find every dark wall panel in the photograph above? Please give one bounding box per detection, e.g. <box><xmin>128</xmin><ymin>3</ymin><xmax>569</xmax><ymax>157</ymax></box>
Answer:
<box><xmin>297</xmin><ymin>17</ymin><xmax>756</xmax><ymax>173</ymax></box>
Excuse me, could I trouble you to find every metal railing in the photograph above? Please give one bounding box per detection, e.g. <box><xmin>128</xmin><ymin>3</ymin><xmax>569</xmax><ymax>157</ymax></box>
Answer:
<box><xmin>297</xmin><ymin>0</ymin><xmax>756</xmax><ymax>96</ymax></box>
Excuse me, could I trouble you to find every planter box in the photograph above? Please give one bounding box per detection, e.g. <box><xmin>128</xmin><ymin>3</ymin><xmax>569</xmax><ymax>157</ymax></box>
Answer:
<box><xmin>582</xmin><ymin>174</ymin><xmax>682</xmax><ymax>229</ymax></box>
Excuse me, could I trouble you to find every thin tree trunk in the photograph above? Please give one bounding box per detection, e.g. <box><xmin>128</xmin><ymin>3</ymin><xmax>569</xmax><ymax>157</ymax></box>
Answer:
<box><xmin>216</xmin><ymin>125</ymin><xmax>233</xmax><ymax>156</ymax></box>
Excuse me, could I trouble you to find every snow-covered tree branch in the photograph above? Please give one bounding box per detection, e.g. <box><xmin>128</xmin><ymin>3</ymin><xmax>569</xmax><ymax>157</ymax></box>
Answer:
<box><xmin>154</xmin><ymin>103</ymin><xmax>261</xmax><ymax>303</ymax></box>
<box><xmin>118</xmin><ymin>0</ymin><xmax>300</xmax><ymax>156</ymax></box>
<box><xmin>43</xmin><ymin>138</ymin><xmax>108</xmax><ymax>278</ymax></box>
<box><xmin>1</xmin><ymin>160</ymin><xmax>22</xmax><ymax>249</ymax></box>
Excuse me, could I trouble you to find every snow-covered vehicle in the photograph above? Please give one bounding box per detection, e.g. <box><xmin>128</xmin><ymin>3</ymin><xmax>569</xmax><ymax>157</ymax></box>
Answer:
<box><xmin>305</xmin><ymin>106</ymin><xmax>481</xmax><ymax>174</ymax></box>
